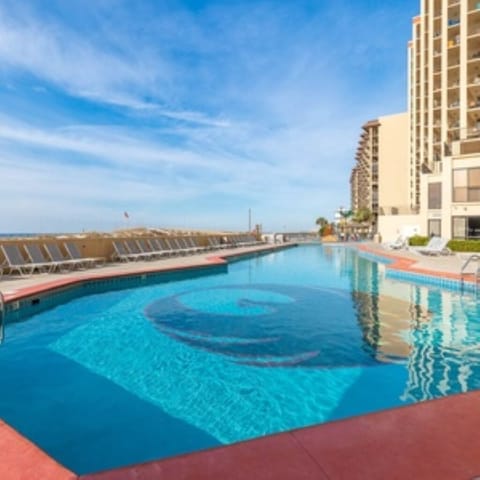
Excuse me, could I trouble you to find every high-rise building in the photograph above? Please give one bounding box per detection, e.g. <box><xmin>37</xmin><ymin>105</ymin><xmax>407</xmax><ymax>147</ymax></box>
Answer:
<box><xmin>412</xmin><ymin>0</ymin><xmax>480</xmax><ymax>239</ymax></box>
<box><xmin>350</xmin><ymin>120</ymin><xmax>380</xmax><ymax>228</ymax></box>
<box><xmin>350</xmin><ymin>113</ymin><xmax>411</xmax><ymax>236</ymax></box>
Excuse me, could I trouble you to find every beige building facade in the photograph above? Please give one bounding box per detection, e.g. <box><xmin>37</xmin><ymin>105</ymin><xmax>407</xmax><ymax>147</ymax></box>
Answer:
<box><xmin>412</xmin><ymin>0</ymin><xmax>480</xmax><ymax>240</ymax></box>
<box><xmin>350</xmin><ymin>112</ymin><xmax>415</xmax><ymax>239</ymax></box>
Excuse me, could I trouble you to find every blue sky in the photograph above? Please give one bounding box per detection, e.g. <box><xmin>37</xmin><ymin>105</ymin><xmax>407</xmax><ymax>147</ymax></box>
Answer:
<box><xmin>0</xmin><ymin>0</ymin><xmax>418</xmax><ymax>233</ymax></box>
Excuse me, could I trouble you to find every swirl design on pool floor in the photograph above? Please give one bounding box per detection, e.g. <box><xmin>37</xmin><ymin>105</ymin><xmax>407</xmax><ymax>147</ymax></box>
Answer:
<box><xmin>144</xmin><ymin>284</ymin><xmax>385</xmax><ymax>368</ymax></box>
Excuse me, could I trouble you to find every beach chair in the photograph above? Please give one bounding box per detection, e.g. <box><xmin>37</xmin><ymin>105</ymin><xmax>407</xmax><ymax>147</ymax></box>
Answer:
<box><xmin>208</xmin><ymin>236</ymin><xmax>227</xmax><ymax>250</ymax></box>
<box><xmin>182</xmin><ymin>237</ymin><xmax>201</xmax><ymax>253</ymax></box>
<box><xmin>24</xmin><ymin>244</ymin><xmax>59</xmax><ymax>273</ymax></box>
<box><xmin>44</xmin><ymin>243</ymin><xmax>85</xmax><ymax>271</ymax></box>
<box><xmin>137</xmin><ymin>239</ymin><xmax>169</xmax><ymax>259</ymax></box>
<box><xmin>190</xmin><ymin>237</ymin><xmax>208</xmax><ymax>252</ymax></box>
<box><xmin>411</xmin><ymin>236</ymin><xmax>451</xmax><ymax>256</ymax></box>
<box><xmin>148</xmin><ymin>238</ymin><xmax>171</xmax><ymax>257</ymax></box>
<box><xmin>63</xmin><ymin>242</ymin><xmax>105</xmax><ymax>268</ymax></box>
<box><xmin>177</xmin><ymin>237</ymin><xmax>197</xmax><ymax>254</ymax></box>
<box><xmin>124</xmin><ymin>239</ymin><xmax>153</xmax><ymax>261</ymax></box>
<box><xmin>112</xmin><ymin>240</ymin><xmax>144</xmax><ymax>262</ymax></box>
<box><xmin>223</xmin><ymin>236</ymin><xmax>236</xmax><ymax>248</ymax></box>
<box><xmin>1</xmin><ymin>244</ymin><xmax>46</xmax><ymax>276</ymax></box>
<box><xmin>157</xmin><ymin>238</ymin><xmax>178</xmax><ymax>256</ymax></box>
<box><xmin>168</xmin><ymin>238</ymin><xmax>190</xmax><ymax>255</ymax></box>
<box><xmin>386</xmin><ymin>235</ymin><xmax>407</xmax><ymax>250</ymax></box>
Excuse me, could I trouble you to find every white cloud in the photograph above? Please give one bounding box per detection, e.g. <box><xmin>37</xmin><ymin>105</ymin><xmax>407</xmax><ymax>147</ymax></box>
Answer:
<box><xmin>0</xmin><ymin>1</ymin><xmax>415</xmax><ymax>232</ymax></box>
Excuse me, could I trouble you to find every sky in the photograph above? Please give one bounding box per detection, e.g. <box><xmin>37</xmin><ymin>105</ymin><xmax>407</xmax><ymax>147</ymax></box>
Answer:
<box><xmin>0</xmin><ymin>0</ymin><xmax>419</xmax><ymax>233</ymax></box>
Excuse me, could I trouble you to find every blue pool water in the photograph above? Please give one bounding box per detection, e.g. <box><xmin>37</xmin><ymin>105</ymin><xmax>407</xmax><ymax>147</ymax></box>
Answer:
<box><xmin>2</xmin><ymin>244</ymin><xmax>480</xmax><ymax>474</ymax></box>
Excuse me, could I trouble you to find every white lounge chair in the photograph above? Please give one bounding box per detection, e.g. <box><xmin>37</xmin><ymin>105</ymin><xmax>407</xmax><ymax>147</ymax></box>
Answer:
<box><xmin>137</xmin><ymin>239</ymin><xmax>169</xmax><ymax>259</ymax></box>
<box><xmin>124</xmin><ymin>239</ymin><xmax>153</xmax><ymax>261</ymax></box>
<box><xmin>44</xmin><ymin>243</ymin><xmax>84</xmax><ymax>271</ymax></box>
<box><xmin>386</xmin><ymin>235</ymin><xmax>408</xmax><ymax>250</ymax></box>
<box><xmin>25</xmin><ymin>244</ymin><xmax>59</xmax><ymax>273</ymax></box>
<box><xmin>111</xmin><ymin>240</ymin><xmax>147</xmax><ymax>262</ymax></box>
<box><xmin>411</xmin><ymin>236</ymin><xmax>451</xmax><ymax>256</ymax></box>
<box><xmin>149</xmin><ymin>238</ymin><xmax>173</xmax><ymax>257</ymax></box>
<box><xmin>64</xmin><ymin>242</ymin><xmax>105</xmax><ymax>268</ymax></box>
<box><xmin>1</xmin><ymin>244</ymin><xmax>46</xmax><ymax>276</ymax></box>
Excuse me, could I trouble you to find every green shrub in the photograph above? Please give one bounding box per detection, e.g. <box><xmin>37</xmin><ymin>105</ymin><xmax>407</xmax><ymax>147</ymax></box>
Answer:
<box><xmin>447</xmin><ymin>240</ymin><xmax>480</xmax><ymax>252</ymax></box>
<box><xmin>408</xmin><ymin>235</ymin><xmax>429</xmax><ymax>246</ymax></box>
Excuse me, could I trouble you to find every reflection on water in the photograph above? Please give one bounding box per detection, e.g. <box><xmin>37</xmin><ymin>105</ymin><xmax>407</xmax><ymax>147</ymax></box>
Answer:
<box><xmin>324</xmin><ymin>245</ymin><xmax>480</xmax><ymax>402</ymax></box>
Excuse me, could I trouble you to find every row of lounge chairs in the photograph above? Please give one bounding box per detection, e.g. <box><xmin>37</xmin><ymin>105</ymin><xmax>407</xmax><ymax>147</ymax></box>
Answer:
<box><xmin>111</xmin><ymin>235</ymin><xmax>261</xmax><ymax>262</ymax></box>
<box><xmin>0</xmin><ymin>242</ymin><xmax>105</xmax><ymax>277</ymax></box>
<box><xmin>0</xmin><ymin>235</ymin><xmax>265</xmax><ymax>276</ymax></box>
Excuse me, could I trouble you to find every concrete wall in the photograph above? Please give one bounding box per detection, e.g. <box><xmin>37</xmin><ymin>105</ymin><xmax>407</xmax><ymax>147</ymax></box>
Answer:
<box><xmin>377</xmin><ymin>214</ymin><xmax>422</xmax><ymax>243</ymax></box>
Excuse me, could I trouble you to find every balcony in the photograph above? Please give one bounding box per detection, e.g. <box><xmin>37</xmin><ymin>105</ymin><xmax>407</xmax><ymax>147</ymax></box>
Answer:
<box><xmin>469</xmin><ymin>50</ymin><xmax>480</xmax><ymax>62</ymax></box>
<box><xmin>379</xmin><ymin>206</ymin><xmax>420</xmax><ymax>216</ymax></box>
<box><xmin>453</xmin><ymin>127</ymin><xmax>480</xmax><ymax>155</ymax></box>
<box><xmin>448</xmin><ymin>18</ymin><xmax>460</xmax><ymax>28</ymax></box>
<box><xmin>448</xmin><ymin>37</ymin><xmax>460</xmax><ymax>48</ymax></box>
<box><xmin>448</xmin><ymin>99</ymin><xmax>460</xmax><ymax>109</ymax></box>
<box><xmin>469</xmin><ymin>1</ymin><xmax>480</xmax><ymax>15</ymax></box>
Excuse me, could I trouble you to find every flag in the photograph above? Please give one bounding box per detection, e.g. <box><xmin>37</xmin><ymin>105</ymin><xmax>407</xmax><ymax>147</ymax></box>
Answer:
<box><xmin>124</xmin><ymin>211</ymin><xmax>129</xmax><ymax>219</ymax></box>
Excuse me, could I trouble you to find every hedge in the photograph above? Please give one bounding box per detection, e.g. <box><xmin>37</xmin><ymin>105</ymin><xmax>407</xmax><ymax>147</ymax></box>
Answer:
<box><xmin>408</xmin><ymin>235</ymin><xmax>480</xmax><ymax>252</ymax></box>
<box><xmin>447</xmin><ymin>240</ymin><xmax>480</xmax><ymax>252</ymax></box>
<box><xmin>408</xmin><ymin>235</ymin><xmax>429</xmax><ymax>246</ymax></box>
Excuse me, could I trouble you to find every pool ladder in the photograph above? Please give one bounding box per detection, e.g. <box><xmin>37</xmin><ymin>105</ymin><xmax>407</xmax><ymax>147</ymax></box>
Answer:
<box><xmin>0</xmin><ymin>291</ymin><xmax>4</xmax><ymax>343</ymax></box>
<box><xmin>460</xmin><ymin>254</ymin><xmax>480</xmax><ymax>292</ymax></box>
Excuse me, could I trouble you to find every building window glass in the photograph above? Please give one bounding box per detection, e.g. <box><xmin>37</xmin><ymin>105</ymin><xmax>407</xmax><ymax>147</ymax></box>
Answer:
<box><xmin>452</xmin><ymin>217</ymin><xmax>466</xmax><ymax>239</ymax></box>
<box><xmin>468</xmin><ymin>217</ymin><xmax>480</xmax><ymax>239</ymax></box>
<box><xmin>428</xmin><ymin>182</ymin><xmax>442</xmax><ymax>209</ymax></box>
<box><xmin>428</xmin><ymin>219</ymin><xmax>441</xmax><ymax>237</ymax></box>
<box><xmin>452</xmin><ymin>216</ymin><xmax>480</xmax><ymax>239</ymax></box>
<box><xmin>453</xmin><ymin>168</ymin><xmax>480</xmax><ymax>202</ymax></box>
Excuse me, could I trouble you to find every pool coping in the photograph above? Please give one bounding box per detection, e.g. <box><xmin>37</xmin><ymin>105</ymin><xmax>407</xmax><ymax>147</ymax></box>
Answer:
<box><xmin>356</xmin><ymin>243</ymin><xmax>477</xmax><ymax>292</ymax></box>
<box><xmin>2</xmin><ymin>241</ymin><xmax>480</xmax><ymax>479</ymax></box>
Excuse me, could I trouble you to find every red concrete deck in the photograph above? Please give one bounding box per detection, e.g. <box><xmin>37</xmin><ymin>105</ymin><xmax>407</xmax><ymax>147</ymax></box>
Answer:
<box><xmin>2</xmin><ymin>243</ymin><xmax>480</xmax><ymax>479</ymax></box>
<box><xmin>0</xmin><ymin>420</ymin><xmax>76</xmax><ymax>480</ymax></box>
<box><xmin>79</xmin><ymin>392</ymin><xmax>480</xmax><ymax>480</ymax></box>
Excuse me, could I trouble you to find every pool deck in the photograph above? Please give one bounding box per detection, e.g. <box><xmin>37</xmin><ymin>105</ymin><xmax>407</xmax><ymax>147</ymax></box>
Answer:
<box><xmin>2</xmin><ymin>241</ymin><xmax>480</xmax><ymax>480</ymax></box>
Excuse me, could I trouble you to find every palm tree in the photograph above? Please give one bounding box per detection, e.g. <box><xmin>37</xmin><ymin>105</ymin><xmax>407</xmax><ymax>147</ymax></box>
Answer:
<box><xmin>353</xmin><ymin>207</ymin><xmax>372</xmax><ymax>223</ymax></box>
<box><xmin>315</xmin><ymin>216</ymin><xmax>330</xmax><ymax>237</ymax></box>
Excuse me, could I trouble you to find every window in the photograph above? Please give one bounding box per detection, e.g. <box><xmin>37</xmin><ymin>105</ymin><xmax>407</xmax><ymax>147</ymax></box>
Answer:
<box><xmin>453</xmin><ymin>169</ymin><xmax>467</xmax><ymax>201</ymax></box>
<box><xmin>452</xmin><ymin>217</ymin><xmax>466</xmax><ymax>239</ymax></box>
<box><xmin>468</xmin><ymin>217</ymin><xmax>480</xmax><ymax>239</ymax></box>
<box><xmin>452</xmin><ymin>216</ymin><xmax>480</xmax><ymax>239</ymax></box>
<box><xmin>428</xmin><ymin>182</ymin><xmax>442</xmax><ymax>209</ymax></box>
<box><xmin>428</xmin><ymin>219</ymin><xmax>441</xmax><ymax>237</ymax></box>
<box><xmin>453</xmin><ymin>168</ymin><xmax>480</xmax><ymax>202</ymax></box>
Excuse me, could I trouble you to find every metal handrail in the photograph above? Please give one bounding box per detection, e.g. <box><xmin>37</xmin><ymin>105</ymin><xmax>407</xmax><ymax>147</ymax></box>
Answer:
<box><xmin>0</xmin><ymin>291</ymin><xmax>4</xmax><ymax>344</ymax></box>
<box><xmin>461</xmin><ymin>254</ymin><xmax>480</xmax><ymax>274</ymax></box>
<box><xmin>461</xmin><ymin>255</ymin><xmax>480</xmax><ymax>293</ymax></box>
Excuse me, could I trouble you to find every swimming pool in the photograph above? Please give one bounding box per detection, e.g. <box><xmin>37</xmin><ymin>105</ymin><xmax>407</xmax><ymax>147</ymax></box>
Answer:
<box><xmin>2</xmin><ymin>244</ymin><xmax>480</xmax><ymax>474</ymax></box>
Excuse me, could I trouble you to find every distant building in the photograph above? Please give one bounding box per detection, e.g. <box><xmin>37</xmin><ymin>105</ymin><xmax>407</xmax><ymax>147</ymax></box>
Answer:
<box><xmin>350</xmin><ymin>113</ymin><xmax>414</xmax><ymax>238</ymax></box>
